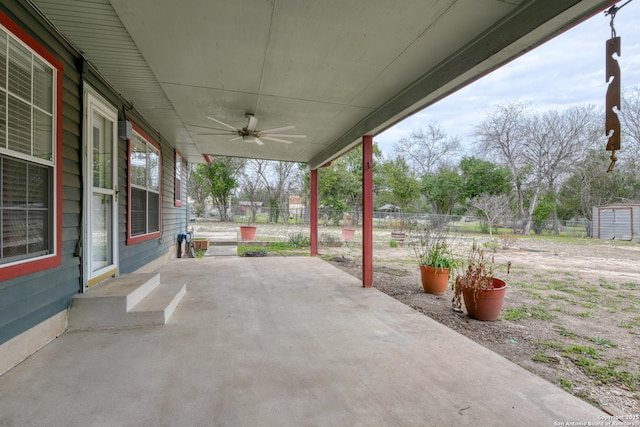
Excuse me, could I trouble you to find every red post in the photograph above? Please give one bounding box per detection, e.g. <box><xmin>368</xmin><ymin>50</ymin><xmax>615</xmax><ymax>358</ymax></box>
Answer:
<box><xmin>362</xmin><ymin>135</ymin><xmax>373</xmax><ymax>288</ymax></box>
<box><xmin>310</xmin><ymin>168</ymin><xmax>319</xmax><ymax>256</ymax></box>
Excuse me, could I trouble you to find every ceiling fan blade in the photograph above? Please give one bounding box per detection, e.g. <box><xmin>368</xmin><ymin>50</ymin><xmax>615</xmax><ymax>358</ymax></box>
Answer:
<box><xmin>228</xmin><ymin>136</ymin><xmax>242</xmax><ymax>142</ymax></box>
<box><xmin>266</xmin><ymin>134</ymin><xmax>306</xmax><ymax>138</ymax></box>
<box><xmin>262</xmin><ymin>136</ymin><xmax>293</xmax><ymax>144</ymax></box>
<box><xmin>260</xmin><ymin>125</ymin><xmax>294</xmax><ymax>134</ymax></box>
<box><xmin>254</xmin><ymin>137</ymin><xmax>264</xmax><ymax>146</ymax></box>
<box><xmin>189</xmin><ymin>124</ymin><xmax>235</xmax><ymax>132</ymax></box>
<box><xmin>207</xmin><ymin>116</ymin><xmax>237</xmax><ymax>131</ymax></box>
<box><xmin>198</xmin><ymin>132</ymin><xmax>238</xmax><ymax>136</ymax></box>
<box><xmin>246</xmin><ymin>115</ymin><xmax>258</xmax><ymax>132</ymax></box>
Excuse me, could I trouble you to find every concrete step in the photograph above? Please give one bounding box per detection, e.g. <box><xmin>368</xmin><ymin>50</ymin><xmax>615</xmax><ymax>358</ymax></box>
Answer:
<box><xmin>207</xmin><ymin>240</ymin><xmax>238</xmax><ymax>247</ymax></box>
<box><xmin>206</xmin><ymin>232</ymin><xmax>238</xmax><ymax>245</ymax></box>
<box><xmin>204</xmin><ymin>246</ymin><xmax>238</xmax><ymax>257</ymax></box>
<box><xmin>128</xmin><ymin>283</ymin><xmax>187</xmax><ymax>326</ymax></box>
<box><xmin>67</xmin><ymin>274</ymin><xmax>186</xmax><ymax>331</ymax></box>
<box><xmin>203</xmin><ymin>232</ymin><xmax>238</xmax><ymax>257</ymax></box>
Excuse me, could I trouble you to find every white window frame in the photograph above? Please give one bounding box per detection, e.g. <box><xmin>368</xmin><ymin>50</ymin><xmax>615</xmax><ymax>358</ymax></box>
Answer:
<box><xmin>174</xmin><ymin>150</ymin><xmax>183</xmax><ymax>207</ymax></box>
<box><xmin>127</xmin><ymin>125</ymin><xmax>161</xmax><ymax>244</ymax></box>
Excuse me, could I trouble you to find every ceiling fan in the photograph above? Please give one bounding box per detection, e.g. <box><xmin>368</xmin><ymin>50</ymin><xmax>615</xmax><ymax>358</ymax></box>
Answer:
<box><xmin>197</xmin><ymin>113</ymin><xmax>306</xmax><ymax>146</ymax></box>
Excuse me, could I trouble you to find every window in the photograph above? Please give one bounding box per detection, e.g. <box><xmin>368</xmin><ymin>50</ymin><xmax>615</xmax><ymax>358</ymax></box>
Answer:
<box><xmin>174</xmin><ymin>150</ymin><xmax>182</xmax><ymax>207</ymax></box>
<box><xmin>127</xmin><ymin>125</ymin><xmax>161</xmax><ymax>244</ymax></box>
<box><xmin>0</xmin><ymin>14</ymin><xmax>62</xmax><ymax>278</ymax></box>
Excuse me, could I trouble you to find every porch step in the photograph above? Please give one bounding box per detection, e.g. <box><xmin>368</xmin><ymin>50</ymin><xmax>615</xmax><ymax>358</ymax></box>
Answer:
<box><xmin>206</xmin><ymin>232</ymin><xmax>238</xmax><ymax>246</ymax></box>
<box><xmin>204</xmin><ymin>232</ymin><xmax>238</xmax><ymax>257</ymax></box>
<box><xmin>67</xmin><ymin>273</ymin><xmax>186</xmax><ymax>331</ymax></box>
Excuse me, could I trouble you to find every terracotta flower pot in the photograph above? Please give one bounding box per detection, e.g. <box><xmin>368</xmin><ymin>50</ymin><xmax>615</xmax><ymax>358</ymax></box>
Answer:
<box><xmin>194</xmin><ymin>239</ymin><xmax>209</xmax><ymax>250</ymax></box>
<box><xmin>341</xmin><ymin>228</ymin><xmax>355</xmax><ymax>242</ymax></box>
<box><xmin>240</xmin><ymin>225</ymin><xmax>257</xmax><ymax>241</ymax></box>
<box><xmin>419</xmin><ymin>265</ymin><xmax>450</xmax><ymax>295</ymax></box>
<box><xmin>462</xmin><ymin>277</ymin><xmax>507</xmax><ymax>321</ymax></box>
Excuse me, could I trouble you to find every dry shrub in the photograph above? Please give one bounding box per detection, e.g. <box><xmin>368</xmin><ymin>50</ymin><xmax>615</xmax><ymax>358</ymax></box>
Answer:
<box><xmin>499</xmin><ymin>232</ymin><xmax>519</xmax><ymax>249</ymax></box>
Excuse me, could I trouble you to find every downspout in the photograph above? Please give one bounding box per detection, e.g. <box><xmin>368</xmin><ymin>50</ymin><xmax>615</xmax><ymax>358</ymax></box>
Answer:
<box><xmin>74</xmin><ymin>57</ymin><xmax>88</xmax><ymax>293</ymax></box>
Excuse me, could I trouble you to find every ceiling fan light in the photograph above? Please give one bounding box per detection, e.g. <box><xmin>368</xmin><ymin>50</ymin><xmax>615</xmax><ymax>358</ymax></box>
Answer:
<box><xmin>242</xmin><ymin>135</ymin><xmax>254</xmax><ymax>143</ymax></box>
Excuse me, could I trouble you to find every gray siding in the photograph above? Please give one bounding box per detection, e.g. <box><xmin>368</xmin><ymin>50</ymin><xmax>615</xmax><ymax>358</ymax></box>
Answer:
<box><xmin>0</xmin><ymin>0</ymin><xmax>81</xmax><ymax>345</ymax></box>
<box><xmin>116</xmin><ymin>120</ymin><xmax>188</xmax><ymax>274</ymax></box>
<box><xmin>0</xmin><ymin>0</ymin><xmax>188</xmax><ymax>345</ymax></box>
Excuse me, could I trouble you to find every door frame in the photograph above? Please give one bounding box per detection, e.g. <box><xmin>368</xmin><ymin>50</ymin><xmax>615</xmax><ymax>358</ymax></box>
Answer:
<box><xmin>82</xmin><ymin>86</ymin><xmax>119</xmax><ymax>290</ymax></box>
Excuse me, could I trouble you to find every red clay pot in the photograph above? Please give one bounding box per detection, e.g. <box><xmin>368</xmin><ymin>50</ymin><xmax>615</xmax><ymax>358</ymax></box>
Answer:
<box><xmin>419</xmin><ymin>265</ymin><xmax>450</xmax><ymax>295</ymax></box>
<box><xmin>462</xmin><ymin>277</ymin><xmax>507</xmax><ymax>321</ymax></box>
<box><xmin>341</xmin><ymin>228</ymin><xmax>355</xmax><ymax>242</ymax></box>
<box><xmin>194</xmin><ymin>239</ymin><xmax>209</xmax><ymax>250</ymax></box>
<box><xmin>240</xmin><ymin>225</ymin><xmax>257</xmax><ymax>241</ymax></box>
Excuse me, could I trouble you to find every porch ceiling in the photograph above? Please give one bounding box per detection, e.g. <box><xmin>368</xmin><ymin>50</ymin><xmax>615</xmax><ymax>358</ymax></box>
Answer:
<box><xmin>30</xmin><ymin>0</ymin><xmax>614</xmax><ymax>168</ymax></box>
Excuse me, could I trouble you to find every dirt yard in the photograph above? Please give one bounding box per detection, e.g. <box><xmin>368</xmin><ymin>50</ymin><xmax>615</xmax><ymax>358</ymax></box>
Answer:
<box><xmin>323</xmin><ymin>236</ymin><xmax>640</xmax><ymax>416</ymax></box>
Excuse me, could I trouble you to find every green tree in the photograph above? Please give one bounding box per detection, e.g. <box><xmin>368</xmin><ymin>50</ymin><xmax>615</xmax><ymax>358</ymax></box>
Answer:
<box><xmin>558</xmin><ymin>149</ymin><xmax>640</xmax><ymax>221</ymax></box>
<box><xmin>193</xmin><ymin>156</ymin><xmax>245</xmax><ymax>221</ymax></box>
<box><xmin>421</xmin><ymin>168</ymin><xmax>464</xmax><ymax>215</ymax></box>
<box><xmin>376</xmin><ymin>156</ymin><xmax>421</xmax><ymax>212</ymax></box>
<box><xmin>315</xmin><ymin>144</ymin><xmax>382</xmax><ymax>226</ymax></box>
<box><xmin>318</xmin><ymin>149</ymin><xmax>362</xmax><ymax>225</ymax></box>
<box><xmin>187</xmin><ymin>163</ymin><xmax>207</xmax><ymax>217</ymax></box>
<box><xmin>532</xmin><ymin>195</ymin><xmax>554</xmax><ymax>235</ymax></box>
<box><xmin>459</xmin><ymin>157</ymin><xmax>511</xmax><ymax>200</ymax></box>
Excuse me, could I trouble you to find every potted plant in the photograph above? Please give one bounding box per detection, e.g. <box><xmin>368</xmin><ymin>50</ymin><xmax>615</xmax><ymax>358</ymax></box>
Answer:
<box><xmin>452</xmin><ymin>240</ymin><xmax>511</xmax><ymax>321</ymax></box>
<box><xmin>239</xmin><ymin>224</ymin><xmax>256</xmax><ymax>241</ymax></box>
<box><xmin>410</xmin><ymin>230</ymin><xmax>457</xmax><ymax>295</ymax></box>
<box><xmin>239</xmin><ymin>213</ymin><xmax>257</xmax><ymax>241</ymax></box>
<box><xmin>193</xmin><ymin>237</ymin><xmax>209</xmax><ymax>251</ymax></box>
<box><xmin>341</xmin><ymin>214</ymin><xmax>355</xmax><ymax>242</ymax></box>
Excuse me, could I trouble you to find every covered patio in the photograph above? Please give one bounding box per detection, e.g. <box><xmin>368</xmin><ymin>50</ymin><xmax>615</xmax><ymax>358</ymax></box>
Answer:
<box><xmin>0</xmin><ymin>256</ymin><xmax>604</xmax><ymax>425</ymax></box>
<box><xmin>28</xmin><ymin>0</ymin><xmax>619</xmax><ymax>286</ymax></box>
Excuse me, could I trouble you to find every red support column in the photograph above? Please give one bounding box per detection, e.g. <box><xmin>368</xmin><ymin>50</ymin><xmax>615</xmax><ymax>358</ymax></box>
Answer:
<box><xmin>310</xmin><ymin>168</ymin><xmax>319</xmax><ymax>256</ymax></box>
<box><xmin>362</xmin><ymin>135</ymin><xmax>374</xmax><ymax>288</ymax></box>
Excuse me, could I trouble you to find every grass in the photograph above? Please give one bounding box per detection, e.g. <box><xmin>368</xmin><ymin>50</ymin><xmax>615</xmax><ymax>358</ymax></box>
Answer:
<box><xmin>532</xmin><ymin>353</ymin><xmax>556</xmax><ymax>364</ymax></box>
<box><xmin>502</xmin><ymin>303</ymin><xmax>556</xmax><ymax>321</ymax></box>
<box><xmin>535</xmin><ymin>340</ymin><xmax>564</xmax><ymax>350</ymax></box>
<box><xmin>563</xmin><ymin>345</ymin><xmax>599</xmax><ymax>359</ymax></box>
<box><xmin>572</xmin><ymin>357</ymin><xmax>640</xmax><ymax>389</ymax></box>
<box><xmin>237</xmin><ymin>242</ymin><xmax>309</xmax><ymax>256</ymax></box>
<box><xmin>559</xmin><ymin>378</ymin><xmax>573</xmax><ymax>391</ymax></box>
<box><xmin>531</xmin><ymin>335</ymin><xmax>638</xmax><ymax>390</ymax></box>
<box><xmin>577</xmin><ymin>312</ymin><xmax>595</xmax><ymax>318</ymax></box>
<box><xmin>555</xmin><ymin>327</ymin><xmax>578</xmax><ymax>338</ymax></box>
<box><xmin>584</xmin><ymin>337</ymin><xmax>616</xmax><ymax>348</ymax></box>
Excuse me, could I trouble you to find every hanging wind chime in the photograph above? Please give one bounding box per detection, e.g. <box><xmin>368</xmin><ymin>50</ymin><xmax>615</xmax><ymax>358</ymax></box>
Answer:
<box><xmin>604</xmin><ymin>1</ymin><xmax>632</xmax><ymax>172</ymax></box>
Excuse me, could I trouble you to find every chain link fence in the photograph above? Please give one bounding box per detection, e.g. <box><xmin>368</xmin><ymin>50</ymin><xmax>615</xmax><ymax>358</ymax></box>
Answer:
<box><xmin>193</xmin><ymin>205</ymin><xmax>591</xmax><ymax>239</ymax></box>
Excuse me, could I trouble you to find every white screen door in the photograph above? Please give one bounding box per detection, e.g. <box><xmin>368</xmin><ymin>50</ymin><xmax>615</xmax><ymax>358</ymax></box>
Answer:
<box><xmin>84</xmin><ymin>89</ymin><xmax>118</xmax><ymax>288</ymax></box>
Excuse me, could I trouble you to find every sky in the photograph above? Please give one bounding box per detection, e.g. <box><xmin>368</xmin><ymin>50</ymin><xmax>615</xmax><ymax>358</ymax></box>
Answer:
<box><xmin>375</xmin><ymin>1</ymin><xmax>640</xmax><ymax>157</ymax></box>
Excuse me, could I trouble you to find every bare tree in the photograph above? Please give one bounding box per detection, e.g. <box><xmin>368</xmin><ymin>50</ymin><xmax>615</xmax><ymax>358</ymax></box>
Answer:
<box><xmin>474</xmin><ymin>101</ymin><xmax>529</xmax><ymax>231</ymax></box>
<box><xmin>257</xmin><ymin>161</ymin><xmax>303</xmax><ymax>224</ymax></box>
<box><xmin>240</xmin><ymin>159</ymin><xmax>267</xmax><ymax>223</ymax></box>
<box><xmin>468</xmin><ymin>193</ymin><xmax>512</xmax><ymax>238</ymax></box>
<box><xmin>475</xmin><ymin>102</ymin><xmax>600</xmax><ymax>235</ymax></box>
<box><xmin>394</xmin><ymin>123</ymin><xmax>461</xmax><ymax>176</ymax></box>
<box><xmin>527</xmin><ymin>105</ymin><xmax>600</xmax><ymax>234</ymax></box>
<box><xmin>621</xmin><ymin>86</ymin><xmax>640</xmax><ymax>164</ymax></box>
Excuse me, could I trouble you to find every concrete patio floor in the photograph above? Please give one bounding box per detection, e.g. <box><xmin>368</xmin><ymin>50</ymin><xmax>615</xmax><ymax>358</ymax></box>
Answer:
<box><xmin>0</xmin><ymin>256</ymin><xmax>605</xmax><ymax>426</ymax></box>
